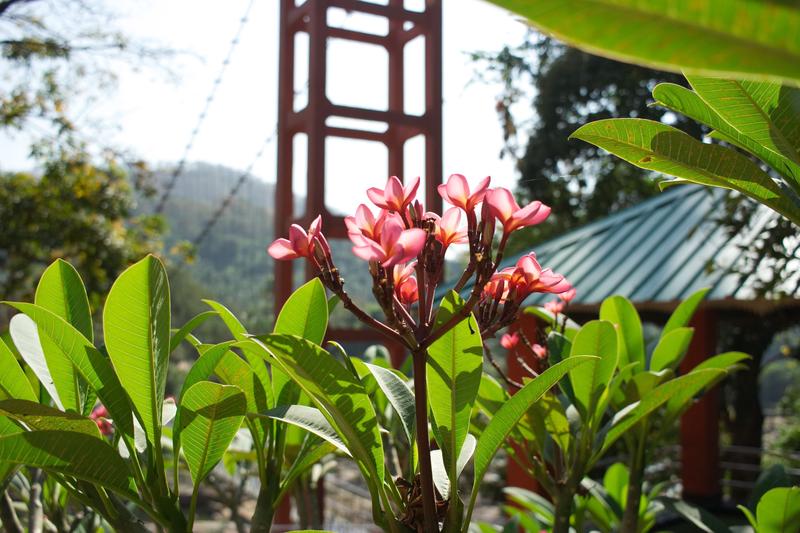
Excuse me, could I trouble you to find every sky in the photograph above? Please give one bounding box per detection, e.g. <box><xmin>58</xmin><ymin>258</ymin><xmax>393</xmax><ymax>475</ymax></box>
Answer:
<box><xmin>1</xmin><ymin>0</ymin><xmax>533</xmax><ymax>216</ymax></box>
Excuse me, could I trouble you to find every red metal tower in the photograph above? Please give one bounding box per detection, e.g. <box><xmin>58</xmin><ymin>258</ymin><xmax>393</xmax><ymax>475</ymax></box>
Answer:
<box><xmin>274</xmin><ymin>0</ymin><xmax>443</xmax><ymax>360</ymax></box>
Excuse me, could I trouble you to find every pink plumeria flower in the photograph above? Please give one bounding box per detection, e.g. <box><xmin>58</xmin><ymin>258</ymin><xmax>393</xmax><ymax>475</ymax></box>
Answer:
<box><xmin>268</xmin><ymin>215</ymin><xmax>323</xmax><ymax>260</ymax></box>
<box><xmin>437</xmin><ymin>173</ymin><xmax>491</xmax><ymax>214</ymax></box>
<box><xmin>544</xmin><ymin>300</ymin><xmax>565</xmax><ymax>315</ymax></box>
<box><xmin>482</xmin><ymin>273</ymin><xmax>510</xmax><ymax>303</ymax></box>
<box><xmin>531</xmin><ymin>344</ymin><xmax>547</xmax><ymax>359</ymax></box>
<box><xmin>500</xmin><ymin>332</ymin><xmax>519</xmax><ymax>350</ymax></box>
<box><xmin>485</xmin><ymin>188</ymin><xmax>550</xmax><ymax>237</ymax></box>
<box><xmin>351</xmin><ymin>216</ymin><xmax>426</xmax><ymax>268</ymax></box>
<box><xmin>90</xmin><ymin>405</ymin><xmax>113</xmax><ymax>436</ymax></box>
<box><xmin>559</xmin><ymin>287</ymin><xmax>577</xmax><ymax>303</ymax></box>
<box><xmin>512</xmin><ymin>253</ymin><xmax>571</xmax><ymax>296</ymax></box>
<box><xmin>367</xmin><ymin>176</ymin><xmax>420</xmax><ymax>213</ymax></box>
<box><xmin>393</xmin><ymin>263</ymin><xmax>419</xmax><ymax>305</ymax></box>
<box><xmin>345</xmin><ymin>204</ymin><xmax>396</xmax><ymax>248</ymax></box>
<box><xmin>430</xmin><ymin>207</ymin><xmax>468</xmax><ymax>250</ymax></box>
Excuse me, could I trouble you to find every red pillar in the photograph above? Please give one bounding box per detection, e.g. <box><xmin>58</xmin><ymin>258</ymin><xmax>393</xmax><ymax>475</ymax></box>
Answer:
<box><xmin>679</xmin><ymin>308</ymin><xmax>721</xmax><ymax>505</ymax></box>
<box><xmin>505</xmin><ymin>313</ymin><xmax>543</xmax><ymax>494</ymax></box>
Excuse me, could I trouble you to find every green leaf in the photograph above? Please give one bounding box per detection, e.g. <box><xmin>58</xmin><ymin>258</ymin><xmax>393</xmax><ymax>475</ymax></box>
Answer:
<box><xmin>34</xmin><ymin>259</ymin><xmax>92</xmax><ymax>412</ymax></box>
<box><xmin>755</xmin><ymin>487</ymin><xmax>800</xmax><ymax>532</ymax></box>
<box><xmin>274</xmin><ymin>279</ymin><xmax>329</xmax><ymax>345</ymax></box>
<box><xmin>103</xmin><ymin>255</ymin><xmax>170</xmax><ymax>448</ymax></box>
<box><xmin>9</xmin><ymin>314</ymin><xmax>65</xmax><ymax>409</ymax></box>
<box><xmin>170</xmin><ymin>311</ymin><xmax>216</xmax><ymax>353</ymax></box>
<box><xmin>0</xmin><ymin>334</ymin><xmax>37</xmax><ymax>402</ymax></box>
<box><xmin>569</xmin><ymin>320</ymin><xmax>618</xmax><ymax>419</ymax></box>
<box><xmin>365</xmin><ymin>363</ymin><xmax>415</xmax><ymax>448</ymax></box>
<box><xmin>658</xmin><ymin>497</ymin><xmax>730</xmax><ymax>533</ymax></box>
<box><xmin>431</xmin><ymin>433</ymin><xmax>476</xmax><ymax>500</ymax></box>
<box><xmin>3</xmin><ymin>302</ymin><xmax>133</xmax><ymax>437</ymax></box>
<box><xmin>649</xmin><ymin>327</ymin><xmax>694</xmax><ymax>372</ymax></box>
<box><xmin>692</xmin><ymin>352</ymin><xmax>752</xmax><ymax>372</ymax></box>
<box><xmin>652</xmin><ymin>82</ymin><xmax>800</xmax><ymax>186</ymax></box>
<box><xmin>178</xmin><ymin>381</ymin><xmax>246</xmax><ymax>484</ymax></box>
<box><xmin>464</xmin><ymin>356</ymin><xmax>596</xmax><ymax>530</ymax></box>
<box><xmin>687</xmin><ymin>77</ymin><xmax>800</xmax><ymax>172</ymax></box>
<box><xmin>248</xmin><ymin>335</ymin><xmax>387</xmax><ymax>505</ymax></box>
<box><xmin>603</xmin><ymin>462</ymin><xmax>629</xmax><ymax>507</ymax></box>
<box><xmin>0</xmin><ymin>430</ymin><xmax>135</xmax><ymax>496</ymax></box>
<box><xmin>598</xmin><ymin>369</ymin><xmax>726</xmax><ymax>458</ymax></box>
<box><xmin>523</xmin><ymin>306</ymin><xmax>580</xmax><ymax>332</ymax></box>
<box><xmin>486</xmin><ymin>0</ymin><xmax>800</xmax><ymax>86</ymax></box>
<box><xmin>214</xmin><ymin>348</ymin><xmax>270</xmax><ymax>445</ymax></box>
<box><xmin>599</xmin><ymin>295</ymin><xmax>644</xmax><ymax>368</ymax></box>
<box><xmin>255</xmin><ymin>405</ymin><xmax>348</xmax><ymax>455</ymax></box>
<box><xmin>0</xmin><ymin>399</ymin><xmax>100</xmax><ymax>437</ymax></box>
<box><xmin>663</xmin><ymin>289</ymin><xmax>710</xmax><ymax>336</ymax></box>
<box><xmin>570</xmin><ymin>119</ymin><xmax>800</xmax><ymax>225</ymax></box>
<box><xmin>427</xmin><ymin>291</ymin><xmax>483</xmax><ymax>487</ymax></box>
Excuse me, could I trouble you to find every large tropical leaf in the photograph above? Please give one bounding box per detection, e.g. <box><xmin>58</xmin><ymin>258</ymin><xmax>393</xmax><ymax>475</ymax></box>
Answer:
<box><xmin>103</xmin><ymin>255</ymin><xmax>170</xmax><ymax>447</ymax></box>
<box><xmin>686</xmin><ymin>77</ymin><xmax>800</xmax><ymax>169</ymax></box>
<box><xmin>427</xmin><ymin>291</ymin><xmax>483</xmax><ymax>488</ymax></box>
<box><xmin>365</xmin><ymin>363</ymin><xmax>415</xmax><ymax>448</ymax></box>
<box><xmin>431</xmin><ymin>433</ymin><xmax>476</xmax><ymax>500</ymax></box>
<box><xmin>34</xmin><ymin>259</ymin><xmax>92</xmax><ymax>412</ymax></box>
<box><xmin>652</xmin><ymin>83</ymin><xmax>800</xmax><ymax>186</ymax></box>
<box><xmin>255</xmin><ymin>405</ymin><xmax>348</xmax><ymax>455</ymax></box>
<box><xmin>0</xmin><ymin>399</ymin><xmax>100</xmax><ymax>437</ymax></box>
<box><xmin>170</xmin><ymin>311</ymin><xmax>217</xmax><ymax>353</ymax></box>
<box><xmin>599</xmin><ymin>295</ymin><xmax>644</xmax><ymax>368</ymax></box>
<box><xmin>0</xmin><ymin>337</ymin><xmax>36</xmax><ymax>402</ymax></box>
<box><xmin>0</xmin><ymin>430</ymin><xmax>135</xmax><ymax>496</ymax></box>
<box><xmin>570</xmin><ymin>119</ymin><xmax>800</xmax><ymax>225</ymax></box>
<box><xmin>248</xmin><ymin>334</ymin><xmax>387</xmax><ymax>509</ymax></box>
<box><xmin>486</xmin><ymin>0</ymin><xmax>800</xmax><ymax>86</ymax></box>
<box><xmin>9</xmin><ymin>314</ymin><xmax>64</xmax><ymax>409</ymax></box>
<box><xmin>662</xmin><ymin>288</ymin><xmax>709</xmax><ymax>336</ymax></box>
<box><xmin>273</xmin><ymin>278</ymin><xmax>328</xmax><ymax>345</ymax></box>
<box><xmin>649</xmin><ymin>327</ymin><xmax>694</xmax><ymax>372</ymax></box>
<box><xmin>597</xmin><ymin>369</ymin><xmax>726</xmax><ymax>458</ymax></box>
<box><xmin>177</xmin><ymin>381</ymin><xmax>246</xmax><ymax>484</ymax></box>
<box><xmin>464</xmin><ymin>356</ymin><xmax>596</xmax><ymax>530</ymax></box>
<box><xmin>568</xmin><ymin>320</ymin><xmax>618</xmax><ymax>419</ymax></box>
<box><xmin>753</xmin><ymin>486</ymin><xmax>800</xmax><ymax>532</ymax></box>
<box><xmin>3</xmin><ymin>302</ymin><xmax>133</xmax><ymax>436</ymax></box>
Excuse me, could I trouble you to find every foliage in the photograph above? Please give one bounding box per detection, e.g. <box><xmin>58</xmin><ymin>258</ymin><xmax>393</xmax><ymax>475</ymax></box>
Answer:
<box><xmin>477</xmin><ymin>290</ymin><xmax>746</xmax><ymax>533</ymax></box>
<box><xmin>471</xmin><ymin>36</ymin><xmax>701</xmax><ymax>249</ymax></box>
<box><xmin>486</xmin><ymin>1</ymin><xmax>800</xmax><ymax>87</ymax></box>
<box><xmin>0</xmin><ymin>257</ymin><xmax>328</xmax><ymax>531</ymax></box>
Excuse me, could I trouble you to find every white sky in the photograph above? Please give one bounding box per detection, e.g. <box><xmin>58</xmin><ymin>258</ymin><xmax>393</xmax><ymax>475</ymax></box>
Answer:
<box><xmin>1</xmin><ymin>0</ymin><xmax>532</xmax><ymax>216</ymax></box>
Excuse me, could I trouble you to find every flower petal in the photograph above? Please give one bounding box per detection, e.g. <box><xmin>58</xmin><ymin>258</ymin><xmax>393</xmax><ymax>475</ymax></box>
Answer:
<box><xmin>268</xmin><ymin>239</ymin><xmax>300</xmax><ymax>260</ymax></box>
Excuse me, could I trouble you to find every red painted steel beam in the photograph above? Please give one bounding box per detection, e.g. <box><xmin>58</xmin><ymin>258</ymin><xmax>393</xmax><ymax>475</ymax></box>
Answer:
<box><xmin>275</xmin><ymin>0</ymin><xmax>443</xmax><ymax>360</ymax></box>
<box><xmin>680</xmin><ymin>308</ymin><xmax>722</xmax><ymax>505</ymax></box>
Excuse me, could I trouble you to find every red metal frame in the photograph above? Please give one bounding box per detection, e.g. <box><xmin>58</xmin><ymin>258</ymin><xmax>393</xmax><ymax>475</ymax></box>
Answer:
<box><xmin>275</xmin><ymin>0</ymin><xmax>443</xmax><ymax>366</ymax></box>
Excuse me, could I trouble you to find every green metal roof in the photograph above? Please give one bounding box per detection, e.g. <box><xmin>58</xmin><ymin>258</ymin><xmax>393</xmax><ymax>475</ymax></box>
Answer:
<box><xmin>453</xmin><ymin>185</ymin><xmax>797</xmax><ymax>308</ymax></box>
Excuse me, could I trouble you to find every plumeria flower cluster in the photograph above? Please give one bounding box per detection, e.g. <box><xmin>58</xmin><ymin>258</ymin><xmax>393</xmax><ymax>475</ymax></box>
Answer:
<box><xmin>269</xmin><ymin>173</ymin><xmax>572</xmax><ymax>353</ymax></box>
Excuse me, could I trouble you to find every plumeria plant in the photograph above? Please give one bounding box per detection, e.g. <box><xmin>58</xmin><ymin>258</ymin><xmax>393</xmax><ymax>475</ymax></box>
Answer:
<box><xmin>261</xmin><ymin>174</ymin><xmax>595</xmax><ymax>532</ymax></box>
<box><xmin>0</xmin><ymin>257</ymin><xmax>334</xmax><ymax>532</ymax></box>
<box><xmin>471</xmin><ymin>289</ymin><xmax>748</xmax><ymax>533</ymax></box>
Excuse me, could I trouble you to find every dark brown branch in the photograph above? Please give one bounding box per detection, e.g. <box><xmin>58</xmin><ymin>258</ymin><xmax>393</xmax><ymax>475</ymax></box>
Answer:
<box><xmin>483</xmin><ymin>342</ymin><xmax>522</xmax><ymax>390</ymax></box>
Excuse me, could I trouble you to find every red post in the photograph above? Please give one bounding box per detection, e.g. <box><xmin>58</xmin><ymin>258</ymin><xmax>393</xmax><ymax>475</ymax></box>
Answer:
<box><xmin>679</xmin><ymin>308</ymin><xmax>721</xmax><ymax>505</ymax></box>
<box><xmin>274</xmin><ymin>0</ymin><xmax>443</xmax><ymax>362</ymax></box>
<box><xmin>505</xmin><ymin>313</ymin><xmax>543</xmax><ymax>494</ymax></box>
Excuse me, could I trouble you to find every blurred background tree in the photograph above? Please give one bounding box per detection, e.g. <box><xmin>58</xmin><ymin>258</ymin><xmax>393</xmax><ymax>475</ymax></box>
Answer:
<box><xmin>0</xmin><ymin>0</ymin><xmax>167</xmax><ymax>311</ymax></box>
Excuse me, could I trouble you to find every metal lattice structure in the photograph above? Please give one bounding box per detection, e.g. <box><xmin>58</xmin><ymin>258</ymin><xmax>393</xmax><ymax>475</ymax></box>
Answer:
<box><xmin>275</xmin><ymin>0</ymin><xmax>443</xmax><ymax>362</ymax></box>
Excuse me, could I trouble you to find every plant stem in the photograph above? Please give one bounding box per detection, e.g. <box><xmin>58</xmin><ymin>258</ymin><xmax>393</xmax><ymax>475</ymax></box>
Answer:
<box><xmin>28</xmin><ymin>468</ymin><xmax>44</xmax><ymax>533</ymax></box>
<box><xmin>412</xmin><ymin>348</ymin><xmax>438</xmax><ymax>533</ymax></box>
<box><xmin>552</xmin><ymin>485</ymin><xmax>574</xmax><ymax>533</ymax></box>
<box><xmin>250</xmin><ymin>485</ymin><xmax>276</xmax><ymax>533</ymax></box>
<box><xmin>187</xmin><ymin>483</ymin><xmax>200</xmax><ymax>532</ymax></box>
<box><xmin>0</xmin><ymin>490</ymin><xmax>23</xmax><ymax>533</ymax></box>
<box><xmin>621</xmin><ymin>428</ymin><xmax>647</xmax><ymax>533</ymax></box>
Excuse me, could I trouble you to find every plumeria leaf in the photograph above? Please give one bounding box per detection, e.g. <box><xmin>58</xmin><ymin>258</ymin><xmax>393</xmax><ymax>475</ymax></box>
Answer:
<box><xmin>649</xmin><ymin>327</ymin><xmax>694</xmax><ymax>372</ymax></box>
<box><xmin>3</xmin><ymin>302</ymin><xmax>133</xmax><ymax>437</ymax></box>
<box><xmin>0</xmin><ymin>430</ymin><xmax>135</xmax><ymax>497</ymax></box>
<box><xmin>568</xmin><ymin>320</ymin><xmax>618</xmax><ymax>420</ymax></box>
<box><xmin>487</xmin><ymin>0</ymin><xmax>800</xmax><ymax>86</ymax></box>
<box><xmin>254</xmin><ymin>405</ymin><xmax>349</xmax><ymax>456</ymax></box>
<box><xmin>464</xmin><ymin>356</ymin><xmax>596</xmax><ymax>530</ymax></box>
<box><xmin>428</xmin><ymin>291</ymin><xmax>483</xmax><ymax>492</ymax></box>
<box><xmin>365</xmin><ymin>363</ymin><xmax>415</xmax><ymax>449</ymax></box>
<box><xmin>663</xmin><ymin>288</ymin><xmax>709</xmax><ymax>336</ymax></box>
<box><xmin>34</xmin><ymin>259</ymin><xmax>92</xmax><ymax>412</ymax></box>
<box><xmin>103</xmin><ymin>255</ymin><xmax>170</xmax><ymax>448</ymax></box>
<box><xmin>170</xmin><ymin>311</ymin><xmax>217</xmax><ymax>353</ymax></box>
<box><xmin>0</xmin><ymin>337</ymin><xmax>36</xmax><ymax>402</ymax></box>
<box><xmin>599</xmin><ymin>295</ymin><xmax>644</xmax><ymax>368</ymax></box>
<box><xmin>178</xmin><ymin>381</ymin><xmax>246</xmax><ymax>484</ymax></box>
<box><xmin>0</xmin><ymin>399</ymin><xmax>100</xmax><ymax>437</ymax></box>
